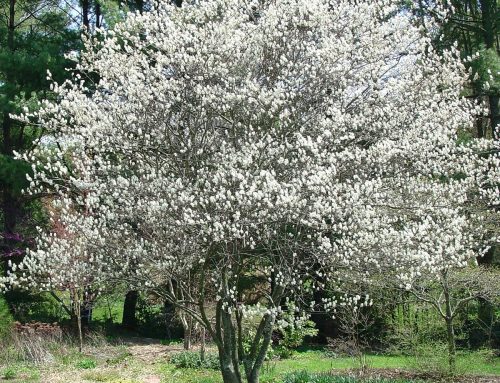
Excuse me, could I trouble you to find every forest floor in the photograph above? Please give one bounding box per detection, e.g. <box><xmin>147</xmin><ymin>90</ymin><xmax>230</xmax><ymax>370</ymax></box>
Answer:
<box><xmin>0</xmin><ymin>337</ymin><xmax>499</xmax><ymax>383</ymax></box>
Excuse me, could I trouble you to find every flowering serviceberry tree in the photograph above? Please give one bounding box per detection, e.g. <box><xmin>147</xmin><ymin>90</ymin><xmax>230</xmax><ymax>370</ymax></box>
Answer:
<box><xmin>2</xmin><ymin>0</ymin><xmax>499</xmax><ymax>382</ymax></box>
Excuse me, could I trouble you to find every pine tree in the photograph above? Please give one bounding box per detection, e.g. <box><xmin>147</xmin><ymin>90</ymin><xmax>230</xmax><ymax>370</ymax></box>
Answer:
<box><xmin>0</xmin><ymin>0</ymin><xmax>80</xmax><ymax>274</ymax></box>
<box><xmin>412</xmin><ymin>0</ymin><xmax>499</xmax><ymax>139</ymax></box>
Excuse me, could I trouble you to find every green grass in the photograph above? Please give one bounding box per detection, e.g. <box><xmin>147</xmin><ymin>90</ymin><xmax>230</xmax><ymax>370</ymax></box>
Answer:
<box><xmin>256</xmin><ymin>350</ymin><xmax>409</xmax><ymax>376</ymax></box>
<box><xmin>159</xmin><ymin>363</ymin><xmax>221</xmax><ymax>383</ymax></box>
<box><xmin>92</xmin><ymin>297</ymin><xmax>125</xmax><ymax>323</ymax></box>
<box><xmin>279</xmin><ymin>349</ymin><xmax>500</xmax><ymax>375</ymax></box>
<box><xmin>283</xmin><ymin>371</ymin><xmax>421</xmax><ymax>383</ymax></box>
<box><xmin>81</xmin><ymin>370</ymin><xmax>121</xmax><ymax>382</ymax></box>
<box><xmin>0</xmin><ymin>364</ymin><xmax>40</xmax><ymax>382</ymax></box>
<box><xmin>157</xmin><ymin>349</ymin><xmax>500</xmax><ymax>383</ymax></box>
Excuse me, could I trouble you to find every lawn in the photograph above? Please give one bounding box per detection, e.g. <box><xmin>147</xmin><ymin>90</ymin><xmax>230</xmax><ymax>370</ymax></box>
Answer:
<box><xmin>159</xmin><ymin>349</ymin><xmax>500</xmax><ymax>383</ymax></box>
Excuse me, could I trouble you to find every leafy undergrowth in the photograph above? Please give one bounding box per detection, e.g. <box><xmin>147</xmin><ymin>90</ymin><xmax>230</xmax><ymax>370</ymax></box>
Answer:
<box><xmin>169</xmin><ymin>351</ymin><xmax>220</xmax><ymax>370</ymax></box>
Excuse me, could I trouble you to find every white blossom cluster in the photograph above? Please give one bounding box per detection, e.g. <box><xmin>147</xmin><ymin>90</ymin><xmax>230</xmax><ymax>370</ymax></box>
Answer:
<box><xmin>2</xmin><ymin>0</ymin><xmax>498</xmax><ymax>316</ymax></box>
<box><xmin>322</xmin><ymin>293</ymin><xmax>373</xmax><ymax>318</ymax></box>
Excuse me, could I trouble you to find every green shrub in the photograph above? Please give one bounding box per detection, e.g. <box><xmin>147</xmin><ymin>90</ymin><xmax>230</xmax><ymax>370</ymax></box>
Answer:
<box><xmin>75</xmin><ymin>357</ymin><xmax>98</xmax><ymax>369</ymax></box>
<box><xmin>0</xmin><ymin>365</ymin><xmax>40</xmax><ymax>382</ymax></box>
<box><xmin>275</xmin><ymin>301</ymin><xmax>318</xmax><ymax>359</ymax></box>
<box><xmin>405</xmin><ymin>341</ymin><xmax>463</xmax><ymax>376</ymax></box>
<box><xmin>6</xmin><ymin>291</ymin><xmax>67</xmax><ymax>323</ymax></box>
<box><xmin>169</xmin><ymin>351</ymin><xmax>220</xmax><ymax>370</ymax></box>
<box><xmin>0</xmin><ymin>295</ymin><xmax>14</xmax><ymax>339</ymax></box>
<box><xmin>1</xmin><ymin>366</ymin><xmax>17</xmax><ymax>380</ymax></box>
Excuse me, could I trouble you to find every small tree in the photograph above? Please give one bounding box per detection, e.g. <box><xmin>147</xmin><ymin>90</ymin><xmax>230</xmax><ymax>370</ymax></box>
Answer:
<box><xmin>6</xmin><ymin>204</ymin><xmax>112</xmax><ymax>352</ymax></box>
<box><xmin>3</xmin><ymin>1</ymin><xmax>499</xmax><ymax>382</ymax></box>
<box><xmin>407</xmin><ymin>266</ymin><xmax>500</xmax><ymax>372</ymax></box>
<box><xmin>329</xmin><ymin>294</ymin><xmax>374</xmax><ymax>373</ymax></box>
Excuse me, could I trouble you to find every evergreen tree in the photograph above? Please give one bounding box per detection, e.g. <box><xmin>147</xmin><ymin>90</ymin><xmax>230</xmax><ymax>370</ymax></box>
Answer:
<box><xmin>411</xmin><ymin>0</ymin><xmax>499</xmax><ymax>139</ymax></box>
<box><xmin>0</xmin><ymin>0</ymin><xmax>80</xmax><ymax>274</ymax></box>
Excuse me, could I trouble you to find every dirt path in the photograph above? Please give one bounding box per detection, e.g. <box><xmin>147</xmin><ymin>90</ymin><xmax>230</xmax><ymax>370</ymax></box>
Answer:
<box><xmin>122</xmin><ymin>337</ymin><xmax>184</xmax><ymax>364</ymax></box>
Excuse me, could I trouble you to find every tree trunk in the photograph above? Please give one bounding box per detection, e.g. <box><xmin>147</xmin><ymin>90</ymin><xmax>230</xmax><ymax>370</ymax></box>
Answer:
<box><xmin>443</xmin><ymin>271</ymin><xmax>456</xmax><ymax>373</ymax></box>
<box><xmin>81</xmin><ymin>0</ymin><xmax>90</xmax><ymax>30</ymax></box>
<box><xmin>204</xmin><ymin>269</ymin><xmax>282</xmax><ymax>383</ymax></box>
<box><xmin>480</xmin><ymin>0</ymin><xmax>496</xmax><ymax>50</ymax></box>
<box><xmin>136</xmin><ymin>0</ymin><xmax>144</xmax><ymax>14</ymax></box>
<box><xmin>7</xmin><ymin>0</ymin><xmax>15</xmax><ymax>49</ymax></box>
<box><xmin>77</xmin><ymin>309</ymin><xmax>83</xmax><ymax>353</ymax></box>
<box><xmin>218</xmin><ymin>349</ymin><xmax>242</xmax><ymax>383</ymax></box>
<box><xmin>164</xmin><ymin>300</ymin><xmax>175</xmax><ymax>339</ymax></box>
<box><xmin>70</xmin><ymin>294</ymin><xmax>83</xmax><ymax>353</ymax></box>
<box><xmin>245</xmin><ymin>315</ymin><xmax>275</xmax><ymax>383</ymax></box>
<box><xmin>70</xmin><ymin>312</ymin><xmax>80</xmax><ymax>343</ymax></box>
<box><xmin>445</xmin><ymin>316</ymin><xmax>456</xmax><ymax>373</ymax></box>
<box><xmin>94</xmin><ymin>0</ymin><xmax>101</xmax><ymax>29</ymax></box>
<box><xmin>200</xmin><ymin>326</ymin><xmax>206</xmax><ymax>361</ymax></box>
<box><xmin>489</xmin><ymin>95</ymin><xmax>499</xmax><ymax>140</ymax></box>
<box><xmin>2</xmin><ymin>177</ymin><xmax>17</xmax><ymax>277</ymax></box>
<box><xmin>179</xmin><ymin>307</ymin><xmax>193</xmax><ymax>350</ymax></box>
<box><xmin>183</xmin><ymin>320</ymin><xmax>191</xmax><ymax>350</ymax></box>
<box><xmin>122</xmin><ymin>290</ymin><xmax>138</xmax><ymax>329</ymax></box>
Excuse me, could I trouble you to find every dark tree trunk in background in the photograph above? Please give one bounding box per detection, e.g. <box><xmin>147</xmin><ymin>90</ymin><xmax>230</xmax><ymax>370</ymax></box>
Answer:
<box><xmin>94</xmin><ymin>1</ymin><xmax>101</xmax><ymax>29</ymax></box>
<box><xmin>81</xmin><ymin>0</ymin><xmax>90</xmax><ymax>30</ymax></box>
<box><xmin>81</xmin><ymin>288</ymin><xmax>93</xmax><ymax>326</ymax></box>
<box><xmin>164</xmin><ymin>300</ymin><xmax>176</xmax><ymax>338</ymax></box>
<box><xmin>122</xmin><ymin>290</ymin><xmax>138</xmax><ymax>329</ymax></box>
<box><xmin>310</xmin><ymin>266</ymin><xmax>337</xmax><ymax>342</ymax></box>
<box><xmin>7</xmin><ymin>0</ymin><xmax>15</xmax><ymax>49</ymax></box>
<box><xmin>136</xmin><ymin>0</ymin><xmax>144</xmax><ymax>13</ymax></box>
<box><xmin>480</xmin><ymin>0</ymin><xmax>496</xmax><ymax>50</ymax></box>
<box><xmin>489</xmin><ymin>96</ymin><xmax>500</xmax><ymax>139</ymax></box>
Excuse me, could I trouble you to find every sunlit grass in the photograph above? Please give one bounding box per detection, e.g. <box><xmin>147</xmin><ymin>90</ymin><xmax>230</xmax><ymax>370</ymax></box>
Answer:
<box><xmin>156</xmin><ymin>348</ymin><xmax>500</xmax><ymax>383</ymax></box>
